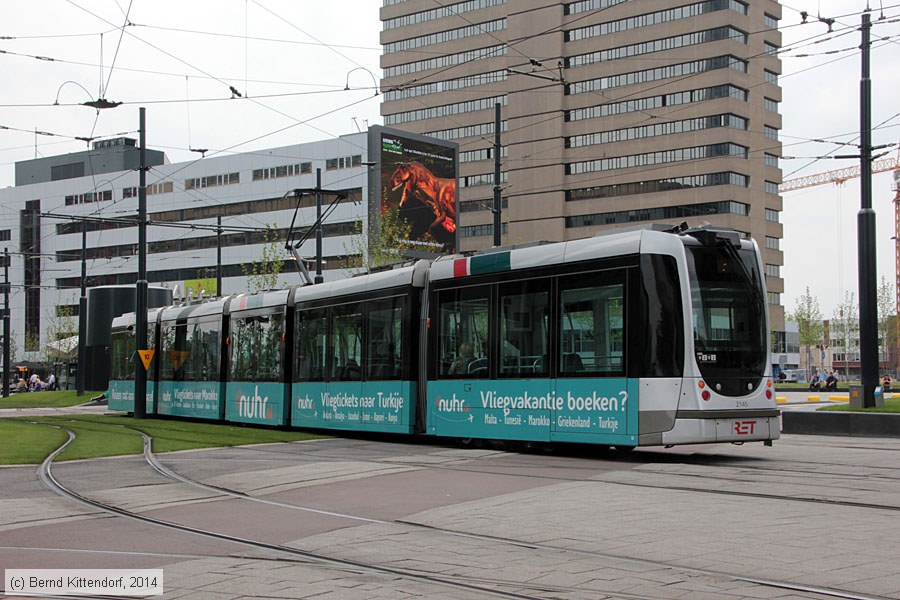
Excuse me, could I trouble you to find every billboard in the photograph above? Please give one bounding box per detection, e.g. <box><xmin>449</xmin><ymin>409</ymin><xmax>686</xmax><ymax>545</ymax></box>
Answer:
<box><xmin>368</xmin><ymin>126</ymin><xmax>459</xmax><ymax>257</ymax></box>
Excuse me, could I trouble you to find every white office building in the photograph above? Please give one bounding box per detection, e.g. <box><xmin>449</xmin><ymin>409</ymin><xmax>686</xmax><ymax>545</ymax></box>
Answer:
<box><xmin>0</xmin><ymin>132</ymin><xmax>373</xmax><ymax>360</ymax></box>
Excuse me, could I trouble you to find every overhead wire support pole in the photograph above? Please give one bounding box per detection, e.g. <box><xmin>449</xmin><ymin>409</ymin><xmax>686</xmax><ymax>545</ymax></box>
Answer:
<box><xmin>2</xmin><ymin>248</ymin><xmax>9</xmax><ymax>399</ymax></box>
<box><xmin>216</xmin><ymin>212</ymin><xmax>223</xmax><ymax>297</ymax></box>
<box><xmin>857</xmin><ymin>12</ymin><xmax>879</xmax><ymax>408</ymax></box>
<box><xmin>315</xmin><ymin>168</ymin><xmax>324</xmax><ymax>284</ymax></box>
<box><xmin>77</xmin><ymin>220</ymin><xmax>87</xmax><ymax>397</ymax></box>
<box><xmin>134</xmin><ymin>107</ymin><xmax>148</xmax><ymax>419</ymax></box>
<box><xmin>493</xmin><ymin>102</ymin><xmax>502</xmax><ymax>247</ymax></box>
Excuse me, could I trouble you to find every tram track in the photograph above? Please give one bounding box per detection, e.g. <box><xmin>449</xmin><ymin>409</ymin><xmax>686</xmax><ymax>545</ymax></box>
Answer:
<box><xmin>209</xmin><ymin>437</ymin><xmax>900</xmax><ymax>512</ymax></box>
<box><xmin>119</xmin><ymin>427</ymin><xmax>892</xmax><ymax>600</ymax></box>
<box><xmin>25</xmin><ymin>420</ymin><xmax>899</xmax><ymax>600</ymax></box>
<box><xmin>36</xmin><ymin>425</ymin><xmax>560</xmax><ymax>600</ymax></box>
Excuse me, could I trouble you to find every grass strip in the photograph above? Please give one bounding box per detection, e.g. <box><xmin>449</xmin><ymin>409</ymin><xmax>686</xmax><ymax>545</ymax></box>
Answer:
<box><xmin>0</xmin><ymin>414</ymin><xmax>326</xmax><ymax>465</ymax></box>
<box><xmin>0</xmin><ymin>390</ymin><xmax>103</xmax><ymax>410</ymax></box>
<box><xmin>818</xmin><ymin>397</ymin><xmax>900</xmax><ymax>413</ymax></box>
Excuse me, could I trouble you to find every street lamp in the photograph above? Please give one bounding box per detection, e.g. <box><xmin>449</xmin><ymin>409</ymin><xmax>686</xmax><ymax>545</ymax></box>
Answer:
<box><xmin>344</xmin><ymin>68</ymin><xmax>379</xmax><ymax>96</ymax></box>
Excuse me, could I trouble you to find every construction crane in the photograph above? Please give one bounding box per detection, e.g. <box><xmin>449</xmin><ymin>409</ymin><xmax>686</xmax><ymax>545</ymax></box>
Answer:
<box><xmin>780</xmin><ymin>155</ymin><xmax>900</xmax><ymax>374</ymax></box>
<box><xmin>778</xmin><ymin>156</ymin><xmax>899</xmax><ymax>192</ymax></box>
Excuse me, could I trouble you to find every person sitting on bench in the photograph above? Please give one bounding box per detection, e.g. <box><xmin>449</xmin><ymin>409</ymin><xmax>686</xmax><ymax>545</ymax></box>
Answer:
<box><xmin>809</xmin><ymin>373</ymin><xmax>820</xmax><ymax>391</ymax></box>
<box><xmin>825</xmin><ymin>371</ymin><xmax>837</xmax><ymax>392</ymax></box>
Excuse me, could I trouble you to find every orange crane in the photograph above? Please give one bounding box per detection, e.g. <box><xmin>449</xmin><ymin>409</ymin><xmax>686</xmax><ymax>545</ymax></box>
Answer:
<box><xmin>779</xmin><ymin>156</ymin><xmax>900</xmax><ymax>373</ymax></box>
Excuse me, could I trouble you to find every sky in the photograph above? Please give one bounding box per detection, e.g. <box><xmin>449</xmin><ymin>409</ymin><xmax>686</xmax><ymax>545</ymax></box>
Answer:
<box><xmin>1</xmin><ymin>0</ymin><xmax>899</xmax><ymax>319</ymax></box>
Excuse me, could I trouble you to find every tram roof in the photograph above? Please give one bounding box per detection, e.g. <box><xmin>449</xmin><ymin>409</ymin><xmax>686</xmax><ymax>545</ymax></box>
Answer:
<box><xmin>428</xmin><ymin>227</ymin><xmax>682</xmax><ymax>281</ymax></box>
<box><xmin>159</xmin><ymin>296</ymin><xmax>233</xmax><ymax>321</ymax></box>
<box><xmin>293</xmin><ymin>261</ymin><xmax>428</xmax><ymax>304</ymax></box>
<box><xmin>111</xmin><ymin>306</ymin><xmax>165</xmax><ymax>329</ymax></box>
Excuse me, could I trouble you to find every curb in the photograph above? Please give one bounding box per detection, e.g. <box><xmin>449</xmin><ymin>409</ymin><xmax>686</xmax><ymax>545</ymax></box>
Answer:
<box><xmin>782</xmin><ymin>411</ymin><xmax>900</xmax><ymax>438</ymax></box>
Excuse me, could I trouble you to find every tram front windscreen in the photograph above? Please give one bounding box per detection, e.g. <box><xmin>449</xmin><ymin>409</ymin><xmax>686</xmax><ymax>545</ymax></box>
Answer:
<box><xmin>685</xmin><ymin>243</ymin><xmax>767</xmax><ymax>395</ymax></box>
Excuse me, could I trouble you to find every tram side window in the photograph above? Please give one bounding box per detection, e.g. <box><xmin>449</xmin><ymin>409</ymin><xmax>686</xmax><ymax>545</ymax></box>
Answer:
<box><xmin>438</xmin><ymin>289</ymin><xmax>490</xmax><ymax>378</ymax></box>
<box><xmin>110</xmin><ymin>331</ymin><xmax>135</xmax><ymax>380</ymax></box>
<box><xmin>184</xmin><ymin>319</ymin><xmax>220</xmax><ymax>381</ymax></box>
<box><xmin>159</xmin><ymin>323</ymin><xmax>186</xmax><ymax>382</ymax></box>
<box><xmin>230</xmin><ymin>313</ymin><xmax>284</xmax><ymax>383</ymax></box>
<box><xmin>295</xmin><ymin>308</ymin><xmax>327</xmax><ymax>381</ymax></box>
<box><xmin>559</xmin><ymin>274</ymin><xmax>625</xmax><ymax>377</ymax></box>
<box><xmin>332</xmin><ymin>304</ymin><xmax>362</xmax><ymax>381</ymax></box>
<box><xmin>499</xmin><ymin>280</ymin><xmax>550</xmax><ymax>377</ymax></box>
<box><xmin>367</xmin><ymin>297</ymin><xmax>404</xmax><ymax>380</ymax></box>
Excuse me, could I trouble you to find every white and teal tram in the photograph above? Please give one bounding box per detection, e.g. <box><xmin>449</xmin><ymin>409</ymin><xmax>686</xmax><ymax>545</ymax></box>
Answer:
<box><xmin>109</xmin><ymin>224</ymin><xmax>779</xmax><ymax>448</ymax></box>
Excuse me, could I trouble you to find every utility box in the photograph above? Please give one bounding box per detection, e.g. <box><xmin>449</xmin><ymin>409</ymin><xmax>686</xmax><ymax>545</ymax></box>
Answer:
<box><xmin>849</xmin><ymin>385</ymin><xmax>885</xmax><ymax>409</ymax></box>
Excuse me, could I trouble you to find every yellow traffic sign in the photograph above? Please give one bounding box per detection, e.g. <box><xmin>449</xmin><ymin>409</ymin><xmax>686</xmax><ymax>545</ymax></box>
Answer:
<box><xmin>167</xmin><ymin>350</ymin><xmax>189</xmax><ymax>371</ymax></box>
<box><xmin>138</xmin><ymin>349</ymin><xmax>155</xmax><ymax>370</ymax></box>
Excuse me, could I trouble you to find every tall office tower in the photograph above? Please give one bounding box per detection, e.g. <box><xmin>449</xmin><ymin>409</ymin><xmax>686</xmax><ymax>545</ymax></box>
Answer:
<box><xmin>380</xmin><ymin>0</ymin><xmax>785</xmax><ymax>339</ymax></box>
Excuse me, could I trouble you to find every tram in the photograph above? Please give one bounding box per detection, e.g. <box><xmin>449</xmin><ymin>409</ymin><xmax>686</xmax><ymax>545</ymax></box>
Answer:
<box><xmin>109</xmin><ymin>224</ymin><xmax>780</xmax><ymax>448</ymax></box>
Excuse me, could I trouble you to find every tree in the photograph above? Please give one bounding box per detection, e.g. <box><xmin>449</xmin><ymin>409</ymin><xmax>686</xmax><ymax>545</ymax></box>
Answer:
<box><xmin>43</xmin><ymin>301</ymin><xmax>77</xmax><ymax>365</ymax></box>
<box><xmin>346</xmin><ymin>203</ymin><xmax>415</xmax><ymax>274</ymax></box>
<box><xmin>241</xmin><ymin>224</ymin><xmax>287</xmax><ymax>293</ymax></box>
<box><xmin>790</xmin><ymin>287</ymin><xmax>823</xmax><ymax>373</ymax></box>
<box><xmin>877</xmin><ymin>275</ymin><xmax>896</xmax><ymax>371</ymax></box>
<box><xmin>832</xmin><ymin>291</ymin><xmax>859</xmax><ymax>374</ymax></box>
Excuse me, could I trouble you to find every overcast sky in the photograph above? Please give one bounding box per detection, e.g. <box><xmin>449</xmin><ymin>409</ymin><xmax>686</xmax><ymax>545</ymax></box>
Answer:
<box><xmin>2</xmin><ymin>0</ymin><xmax>899</xmax><ymax>318</ymax></box>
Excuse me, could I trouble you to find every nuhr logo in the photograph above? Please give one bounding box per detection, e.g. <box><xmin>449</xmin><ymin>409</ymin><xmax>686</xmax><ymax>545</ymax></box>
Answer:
<box><xmin>238</xmin><ymin>386</ymin><xmax>272</xmax><ymax>420</ymax></box>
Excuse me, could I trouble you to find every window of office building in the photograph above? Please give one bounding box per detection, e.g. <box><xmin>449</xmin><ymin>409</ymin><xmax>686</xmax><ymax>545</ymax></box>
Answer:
<box><xmin>0</xmin><ymin>229</ymin><xmax>9</xmax><ymax>242</ymax></box>
<box><xmin>764</xmin><ymin>125</ymin><xmax>780</xmax><ymax>140</ymax></box>
<box><xmin>426</xmin><ymin>121</ymin><xmax>506</xmax><ymax>141</ymax></box>
<box><xmin>764</xmin><ymin>41</ymin><xmax>779</xmax><ymax>56</ymax></box>
<box><xmin>384</xmin><ymin>45</ymin><xmax>506</xmax><ymax>78</ymax></box>
<box><xmin>252</xmin><ymin>162</ymin><xmax>313</xmax><ymax>181</ymax></box>
<box><xmin>566</xmin><ymin>1</ymin><xmax>747</xmax><ymax>42</ymax></box>
<box><xmin>764</xmin><ymin>13</ymin><xmax>780</xmax><ymax>29</ymax></box>
<box><xmin>460</xmin><ymin>223</ymin><xmax>508</xmax><ymax>237</ymax></box>
<box><xmin>764</xmin><ymin>97</ymin><xmax>779</xmax><ymax>113</ymax></box>
<box><xmin>384</xmin><ymin>0</ymin><xmax>505</xmax><ymax>30</ymax></box>
<box><xmin>765</xmin><ymin>153</ymin><xmax>780</xmax><ymax>168</ymax></box>
<box><xmin>765</xmin><ymin>208</ymin><xmax>780</xmax><ymax>222</ymax></box>
<box><xmin>461</xmin><ymin>172</ymin><xmax>508</xmax><ymax>188</ymax></box>
<box><xmin>765</xmin><ymin>69</ymin><xmax>779</xmax><ymax>84</ymax></box>
<box><xmin>567</xmin><ymin>143</ymin><xmax>748</xmax><ymax>175</ymax></box>
<box><xmin>325</xmin><ymin>155</ymin><xmax>362</xmax><ymax>171</ymax></box>
<box><xmin>564</xmin><ymin>0</ymin><xmax>630</xmax><ymax>15</ymax></box>
<box><xmin>460</xmin><ymin>197</ymin><xmax>508</xmax><ymax>213</ymax></box>
<box><xmin>384</xmin><ymin>70</ymin><xmax>506</xmax><ymax>102</ymax></box>
<box><xmin>460</xmin><ymin>146</ymin><xmax>507</xmax><ymax>163</ymax></box>
<box><xmin>567</xmin><ymin>114</ymin><xmax>747</xmax><ymax>148</ymax></box>
<box><xmin>383</xmin><ymin>18</ymin><xmax>505</xmax><ymax>53</ymax></box>
<box><xmin>567</xmin><ymin>84</ymin><xmax>747</xmax><ymax>122</ymax></box>
<box><xmin>765</xmin><ymin>264</ymin><xmax>781</xmax><ymax>278</ymax></box>
<box><xmin>567</xmin><ymin>55</ymin><xmax>747</xmax><ymax>95</ymax></box>
<box><xmin>566</xmin><ymin>172</ymin><xmax>748</xmax><ymax>202</ymax></box>
<box><xmin>765</xmin><ymin>181</ymin><xmax>780</xmax><ymax>195</ymax></box>
<box><xmin>385</xmin><ymin>95</ymin><xmax>507</xmax><ymax>125</ymax></box>
<box><xmin>184</xmin><ymin>172</ymin><xmax>240</xmax><ymax>190</ymax></box>
<box><xmin>765</xmin><ymin>236</ymin><xmax>780</xmax><ymax>250</ymax></box>
<box><xmin>567</xmin><ymin>27</ymin><xmax>747</xmax><ymax>68</ymax></box>
<box><xmin>64</xmin><ymin>189</ymin><xmax>113</xmax><ymax>206</ymax></box>
<box><xmin>566</xmin><ymin>201</ymin><xmax>750</xmax><ymax>228</ymax></box>
<box><xmin>50</xmin><ymin>162</ymin><xmax>85</xmax><ymax>181</ymax></box>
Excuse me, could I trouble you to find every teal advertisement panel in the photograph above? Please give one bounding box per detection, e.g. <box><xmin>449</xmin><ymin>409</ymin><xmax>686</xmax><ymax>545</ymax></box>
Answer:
<box><xmin>291</xmin><ymin>381</ymin><xmax>415</xmax><ymax>434</ymax></box>
<box><xmin>157</xmin><ymin>381</ymin><xmax>221</xmax><ymax>419</ymax></box>
<box><xmin>427</xmin><ymin>378</ymin><xmax>638</xmax><ymax>446</ymax></box>
<box><xmin>225</xmin><ymin>381</ymin><xmax>288</xmax><ymax>426</ymax></box>
<box><xmin>108</xmin><ymin>380</ymin><xmax>156</xmax><ymax>414</ymax></box>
